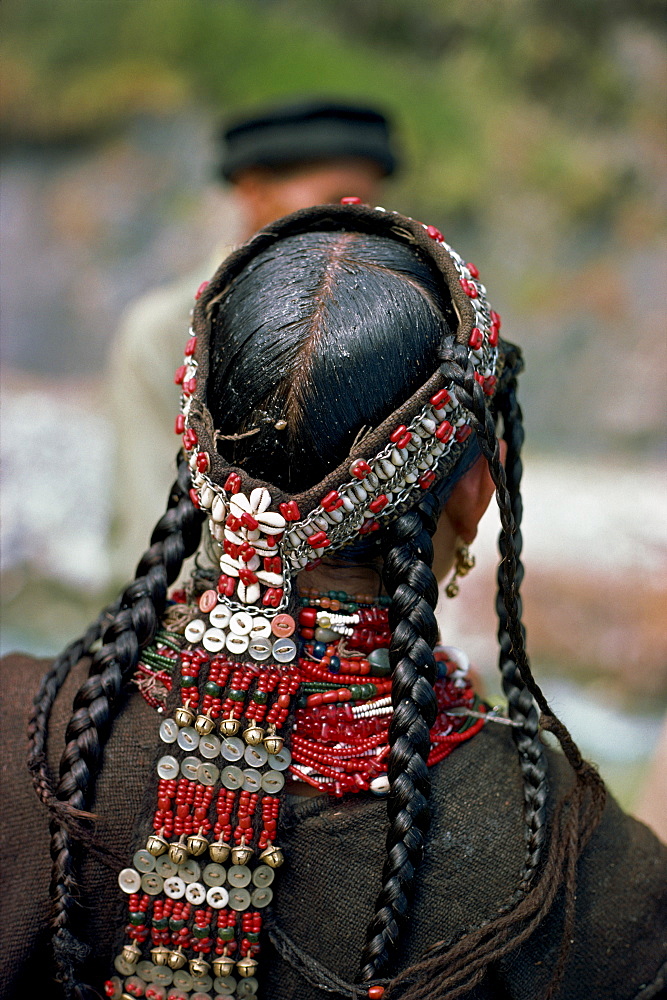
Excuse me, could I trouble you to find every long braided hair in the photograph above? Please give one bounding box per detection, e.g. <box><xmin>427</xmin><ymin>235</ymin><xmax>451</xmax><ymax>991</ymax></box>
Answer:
<box><xmin>29</xmin><ymin>223</ymin><xmax>604</xmax><ymax>999</ymax></box>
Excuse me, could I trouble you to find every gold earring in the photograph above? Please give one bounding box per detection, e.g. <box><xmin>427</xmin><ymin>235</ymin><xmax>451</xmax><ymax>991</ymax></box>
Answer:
<box><xmin>445</xmin><ymin>544</ymin><xmax>476</xmax><ymax>598</ymax></box>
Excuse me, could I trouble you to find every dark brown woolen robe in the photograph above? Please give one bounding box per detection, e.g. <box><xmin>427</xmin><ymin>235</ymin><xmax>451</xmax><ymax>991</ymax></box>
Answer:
<box><xmin>2</xmin><ymin>651</ymin><xmax>665</xmax><ymax>1000</ymax></box>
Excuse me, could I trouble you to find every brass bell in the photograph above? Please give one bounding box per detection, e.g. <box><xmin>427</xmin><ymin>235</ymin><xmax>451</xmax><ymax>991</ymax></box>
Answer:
<box><xmin>259</xmin><ymin>842</ymin><xmax>284</xmax><ymax>868</ymax></box>
<box><xmin>189</xmin><ymin>957</ymin><xmax>210</xmax><ymax>977</ymax></box>
<box><xmin>231</xmin><ymin>841</ymin><xmax>254</xmax><ymax>865</ymax></box>
<box><xmin>145</xmin><ymin>832</ymin><xmax>169</xmax><ymax>857</ymax></box>
<box><xmin>212</xmin><ymin>954</ymin><xmax>236</xmax><ymax>977</ymax></box>
<box><xmin>120</xmin><ymin>942</ymin><xmax>141</xmax><ymax>965</ymax></box>
<box><xmin>194</xmin><ymin>712</ymin><xmax>216</xmax><ymax>736</ymax></box>
<box><xmin>243</xmin><ymin>723</ymin><xmax>265</xmax><ymax>746</ymax></box>
<box><xmin>174</xmin><ymin>704</ymin><xmax>196</xmax><ymax>728</ymax></box>
<box><xmin>263</xmin><ymin>726</ymin><xmax>284</xmax><ymax>755</ymax></box>
<box><xmin>167</xmin><ymin>947</ymin><xmax>187</xmax><ymax>970</ymax></box>
<box><xmin>168</xmin><ymin>836</ymin><xmax>189</xmax><ymax>866</ymax></box>
<box><xmin>209</xmin><ymin>839</ymin><xmax>232</xmax><ymax>863</ymax></box>
<box><xmin>186</xmin><ymin>830</ymin><xmax>209</xmax><ymax>857</ymax></box>
<box><xmin>150</xmin><ymin>944</ymin><xmax>170</xmax><ymax>966</ymax></box>
<box><xmin>219</xmin><ymin>715</ymin><xmax>241</xmax><ymax>737</ymax></box>
<box><xmin>237</xmin><ymin>956</ymin><xmax>259</xmax><ymax>978</ymax></box>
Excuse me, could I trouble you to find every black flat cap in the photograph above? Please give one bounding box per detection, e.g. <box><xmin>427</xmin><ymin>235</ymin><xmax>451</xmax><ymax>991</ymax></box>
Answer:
<box><xmin>219</xmin><ymin>99</ymin><xmax>398</xmax><ymax>180</ymax></box>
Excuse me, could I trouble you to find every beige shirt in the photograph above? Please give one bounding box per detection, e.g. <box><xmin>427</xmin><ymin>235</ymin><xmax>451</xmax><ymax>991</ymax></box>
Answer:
<box><xmin>107</xmin><ymin>249</ymin><xmax>232</xmax><ymax>582</ymax></box>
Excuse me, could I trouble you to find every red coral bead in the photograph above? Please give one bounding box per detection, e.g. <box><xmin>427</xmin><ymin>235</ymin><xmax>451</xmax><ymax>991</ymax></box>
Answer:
<box><xmin>468</xmin><ymin>327</ymin><xmax>483</xmax><ymax>350</ymax></box>
<box><xmin>418</xmin><ymin>470</ymin><xmax>436</xmax><ymax>489</ymax></box>
<box><xmin>184</xmin><ymin>336</ymin><xmax>197</xmax><ymax>356</ymax></box>
<box><xmin>183</xmin><ymin>377</ymin><xmax>197</xmax><ymax>395</ymax></box>
<box><xmin>368</xmin><ymin>987</ymin><xmax>385</xmax><ymax>998</ymax></box>
<box><xmin>368</xmin><ymin>494</ymin><xmax>388</xmax><ymax>514</ymax></box>
<box><xmin>455</xmin><ymin>424</ymin><xmax>472</xmax><ymax>442</ymax></box>
<box><xmin>490</xmin><ymin>309</ymin><xmax>502</xmax><ymax>329</ymax></box>
<box><xmin>194</xmin><ymin>280</ymin><xmax>209</xmax><ymax>300</ymax></box>
<box><xmin>350</xmin><ymin>459</ymin><xmax>371</xmax><ymax>479</ymax></box>
<box><xmin>241</xmin><ymin>512</ymin><xmax>259</xmax><ymax>530</ymax></box>
<box><xmin>196</xmin><ymin>452</ymin><xmax>209</xmax><ymax>473</ymax></box>
<box><xmin>460</xmin><ymin>278</ymin><xmax>478</xmax><ymax>298</ymax></box>
<box><xmin>340</xmin><ymin>195</ymin><xmax>362</xmax><ymax>204</ymax></box>
<box><xmin>308</xmin><ymin>531</ymin><xmax>330</xmax><ymax>548</ymax></box>
<box><xmin>435</xmin><ymin>420</ymin><xmax>453</xmax><ymax>442</ymax></box>
<box><xmin>224</xmin><ymin>473</ymin><xmax>241</xmax><ymax>493</ymax></box>
<box><xmin>174</xmin><ymin>414</ymin><xmax>185</xmax><ymax>434</ymax></box>
<box><xmin>279</xmin><ymin>500</ymin><xmax>300</xmax><ymax>521</ymax></box>
<box><xmin>321</xmin><ymin>490</ymin><xmax>343</xmax><ymax>512</ymax></box>
<box><xmin>189</xmin><ymin>488</ymin><xmax>200</xmax><ymax>509</ymax></box>
<box><xmin>430</xmin><ymin>388</ymin><xmax>451</xmax><ymax>408</ymax></box>
<box><xmin>174</xmin><ymin>365</ymin><xmax>186</xmax><ymax>385</ymax></box>
<box><xmin>426</xmin><ymin>224</ymin><xmax>443</xmax><ymax>241</ymax></box>
<box><xmin>183</xmin><ymin>428</ymin><xmax>198</xmax><ymax>450</ymax></box>
<box><xmin>466</xmin><ymin>262</ymin><xmax>480</xmax><ymax>278</ymax></box>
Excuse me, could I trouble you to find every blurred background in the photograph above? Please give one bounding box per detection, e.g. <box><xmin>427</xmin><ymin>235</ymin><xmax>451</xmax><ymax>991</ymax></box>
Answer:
<box><xmin>1</xmin><ymin>0</ymin><xmax>665</xmax><ymax>812</ymax></box>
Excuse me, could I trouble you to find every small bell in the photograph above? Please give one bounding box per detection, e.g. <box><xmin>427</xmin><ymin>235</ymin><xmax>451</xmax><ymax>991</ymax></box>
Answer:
<box><xmin>237</xmin><ymin>956</ymin><xmax>259</xmax><ymax>978</ymax></box>
<box><xmin>189</xmin><ymin>957</ymin><xmax>210</xmax><ymax>978</ymax></box>
<box><xmin>212</xmin><ymin>954</ymin><xmax>236</xmax><ymax>977</ymax></box>
<box><xmin>186</xmin><ymin>830</ymin><xmax>209</xmax><ymax>857</ymax></box>
<box><xmin>209</xmin><ymin>839</ymin><xmax>232</xmax><ymax>863</ymax></box>
<box><xmin>259</xmin><ymin>842</ymin><xmax>284</xmax><ymax>868</ymax></box>
<box><xmin>243</xmin><ymin>723</ymin><xmax>265</xmax><ymax>746</ymax></box>
<box><xmin>174</xmin><ymin>705</ymin><xmax>196</xmax><ymax>728</ymax></box>
<box><xmin>263</xmin><ymin>726</ymin><xmax>284</xmax><ymax>755</ymax></box>
<box><xmin>231</xmin><ymin>841</ymin><xmax>254</xmax><ymax>865</ymax></box>
<box><xmin>167</xmin><ymin>947</ymin><xmax>187</xmax><ymax>970</ymax></box>
<box><xmin>120</xmin><ymin>942</ymin><xmax>141</xmax><ymax>965</ymax></box>
<box><xmin>145</xmin><ymin>832</ymin><xmax>169</xmax><ymax>857</ymax></box>
<box><xmin>168</xmin><ymin>836</ymin><xmax>189</xmax><ymax>866</ymax></box>
<box><xmin>219</xmin><ymin>715</ymin><xmax>241</xmax><ymax>737</ymax></box>
<box><xmin>150</xmin><ymin>944</ymin><xmax>170</xmax><ymax>967</ymax></box>
<box><xmin>194</xmin><ymin>712</ymin><xmax>216</xmax><ymax>736</ymax></box>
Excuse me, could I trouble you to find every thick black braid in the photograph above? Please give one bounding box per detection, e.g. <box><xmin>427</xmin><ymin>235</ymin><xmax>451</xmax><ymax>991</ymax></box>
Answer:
<box><xmin>439</xmin><ymin>343</ymin><xmax>548</xmax><ymax>886</ymax></box>
<box><xmin>357</xmin><ymin>492</ymin><xmax>443</xmax><ymax>982</ymax></box>
<box><xmin>40</xmin><ymin>456</ymin><xmax>204</xmax><ymax>998</ymax></box>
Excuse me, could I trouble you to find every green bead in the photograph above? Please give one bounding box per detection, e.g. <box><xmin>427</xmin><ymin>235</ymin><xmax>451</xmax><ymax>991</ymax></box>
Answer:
<box><xmin>229</xmin><ymin>689</ymin><xmax>245</xmax><ymax>701</ymax></box>
<box><xmin>218</xmin><ymin>927</ymin><xmax>235</xmax><ymax>941</ymax></box>
<box><xmin>128</xmin><ymin>913</ymin><xmax>145</xmax><ymax>926</ymax></box>
<box><xmin>193</xmin><ymin>925</ymin><xmax>211</xmax><ymax>939</ymax></box>
<box><xmin>179</xmin><ymin>675</ymin><xmax>193</xmax><ymax>688</ymax></box>
<box><xmin>349</xmin><ymin>685</ymin><xmax>362</xmax><ymax>698</ymax></box>
<box><xmin>246</xmin><ymin>932</ymin><xmax>260</xmax><ymax>943</ymax></box>
<box><xmin>252</xmin><ymin>690</ymin><xmax>268</xmax><ymax>704</ymax></box>
<box><xmin>204</xmin><ymin>680</ymin><xmax>222</xmax><ymax>696</ymax></box>
<box><xmin>169</xmin><ymin>918</ymin><xmax>186</xmax><ymax>930</ymax></box>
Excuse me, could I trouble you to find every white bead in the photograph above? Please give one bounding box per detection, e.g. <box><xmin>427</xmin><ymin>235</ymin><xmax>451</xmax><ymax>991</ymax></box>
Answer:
<box><xmin>200</xmin><ymin>485</ymin><xmax>215</xmax><ymax>510</ymax></box>
<box><xmin>211</xmin><ymin>523</ymin><xmax>225</xmax><ymax>542</ymax></box>
<box><xmin>219</xmin><ymin>554</ymin><xmax>240</xmax><ymax>577</ymax></box>
<box><xmin>341</xmin><ymin>497</ymin><xmax>354</xmax><ymax>512</ymax></box>
<box><xmin>256</xmin><ymin>511</ymin><xmax>286</xmax><ymax>532</ymax></box>
<box><xmin>237</xmin><ymin>582</ymin><xmax>261</xmax><ymax>605</ymax></box>
<box><xmin>256</xmin><ymin>571</ymin><xmax>283</xmax><ymax>587</ymax></box>
<box><xmin>211</xmin><ymin>496</ymin><xmax>226</xmax><ymax>522</ymax></box>
<box><xmin>352</xmin><ymin>484</ymin><xmax>367</xmax><ymax>502</ymax></box>
<box><xmin>229</xmin><ymin>493</ymin><xmax>251</xmax><ymax>514</ymax></box>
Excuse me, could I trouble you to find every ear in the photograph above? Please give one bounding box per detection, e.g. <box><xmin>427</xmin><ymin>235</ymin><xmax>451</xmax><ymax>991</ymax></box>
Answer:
<box><xmin>443</xmin><ymin>444</ymin><xmax>505</xmax><ymax>544</ymax></box>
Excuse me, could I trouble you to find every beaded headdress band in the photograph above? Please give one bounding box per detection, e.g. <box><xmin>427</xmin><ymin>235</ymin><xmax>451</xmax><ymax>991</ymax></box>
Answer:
<box><xmin>178</xmin><ymin>203</ymin><xmax>503</xmax><ymax>642</ymax></box>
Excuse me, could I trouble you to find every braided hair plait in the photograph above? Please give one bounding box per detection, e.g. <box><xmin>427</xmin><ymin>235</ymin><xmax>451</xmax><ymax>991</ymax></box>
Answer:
<box><xmin>39</xmin><ymin>456</ymin><xmax>204</xmax><ymax>998</ymax></box>
<box><xmin>437</xmin><ymin>342</ymin><xmax>548</xmax><ymax>889</ymax></box>
<box><xmin>358</xmin><ymin>491</ymin><xmax>443</xmax><ymax>982</ymax></box>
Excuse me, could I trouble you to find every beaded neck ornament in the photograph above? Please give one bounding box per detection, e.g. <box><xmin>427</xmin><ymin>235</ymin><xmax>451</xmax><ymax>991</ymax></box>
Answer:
<box><xmin>105</xmin><ymin>203</ymin><xmax>504</xmax><ymax>1000</ymax></box>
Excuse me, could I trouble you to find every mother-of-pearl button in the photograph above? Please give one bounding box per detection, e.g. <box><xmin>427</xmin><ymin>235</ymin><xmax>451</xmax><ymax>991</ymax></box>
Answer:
<box><xmin>226</xmin><ymin>633</ymin><xmax>249</xmax><ymax>654</ymax></box>
<box><xmin>272</xmin><ymin>637</ymin><xmax>297</xmax><ymax>663</ymax></box>
<box><xmin>221</xmin><ymin>737</ymin><xmax>244</xmax><ymax>762</ymax></box>
<box><xmin>249</xmin><ymin>616</ymin><xmax>272</xmax><ymax>637</ymax></box>
<box><xmin>209</xmin><ymin>605</ymin><xmax>231</xmax><ymax>629</ymax></box>
<box><xmin>185</xmin><ymin>882</ymin><xmax>207</xmax><ymax>904</ymax></box>
<box><xmin>248</xmin><ymin>637</ymin><xmax>271</xmax><ymax>662</ymax></box>
<box><xmin>141</xmin><ymin>873</ymin><xmax>164</xmax><ymax>895</ymax></box>
<box><xmin>251</xmin><ymin>886</ymin><xmax>273</xmax><ymax>909</ymax></box>
<box><xmin>118</xmin><ymin>868</ymin><xmax>141</xmax><ymax>893</ymax></box>
<box><xmin>244</xmin><ymin>744</ymin><xmax>267</xmax><ymax>767</ymax></box>
<box><xmin>157</xmin><ymin>755</ymin><xmax>179</xmax><ymax>780</ymax></box>
<box><xmin>206</xmin><ymin>885</ymin><xmax>229</xmax><ymax>909</ymax></box>
<box><xmin>163</xmin><ymin>876</ymin><xmax>186</xmax><ymax>899</ymax></box>
<box><xmin>202</xmin><ymin>627</ymin><xmax>226</xmax><ymax>652</ymax></box>
<box><xmin>229</xmin><ymin>611</ymin><xmax>253</xmax><ymax>635</ymax></box>
<box><xmin>180</xmin><ymin>756</ymin><xmax>201</xmax><ymax>780</ymax></box>
<box><xmin>242</xmin><ymin>769</ymin><xmax>262</xmax><ymax>792</ymax></box>
<box><xmin>178</xmin><ymin>859</ymin><xmax>201</xmax><ymax>883</ymax></box>
<box><xmin>267</xmin><ymin>748</ymin><xmax>292</xmax><ymax>771</ymax></box>
<box><xmin>159</xmin><ymin>718</ymin><xmax>179</xmax><ymax>744</ymax></box>
<box><xmin>177</xmin><ymin>727</ymin><xmax>199</xmax><ymax>752</ymax></box>
<box><xmin>184</xmin><ymin>619</ymin><xmax>206</xmax><ymax>643</ymax></box>
<box><xmin>199</xmin><ymin>734</ymin><xmax>221</xmax><ymax>759</ymax></box>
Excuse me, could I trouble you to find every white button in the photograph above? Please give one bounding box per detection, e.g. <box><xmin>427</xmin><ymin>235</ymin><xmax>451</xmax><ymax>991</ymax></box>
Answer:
<box><xmin>249</xmin><ymin>616</ymin><xmax>271</xmax><ymax>638</ymax></box>
<box><xmin>178</xmin><ymin>859</ymin><xmax>201</xmax><ymax>883</ymax></box>
<box><xmin>248</xmin><ymin>637</ymin><xmax>271</xmax><ymax>661</ymax></box>
<box><xmin>267</xmin><ymin>748</ymin><xmax>292</xmax><ymax>771</ymax></box>
<box><xmin>173</xmin><ymin>969</ymin><xmax>194</xmax><ymax>990</ymax></box>
<box><xmin>227</xmin><ymin>887</ymin><xmax>251</xmax><ymax>911</ymax></box>
<box><xmin>177</xmin><ymin>727</ymin><xmax>199</xmax><ymax>752</ymax></box>
<box><xmin>141</xmin><ymin>873</ymin><xmax>164</xmax><ymax>895</ymax></box>
<box><xmin>202</xmin><ymin>863</ymin><xmax>226</xmax><ymax>887</ymax></box>
<box><xmin>226</xmin><ymin>633</ymin><xmax>249</xmax><ymax>654</ymax></box>
<box><xmin>221</xmin><ymin>737</ymin><xmax>244</xmax><ymax>762</ymax></box>
<box><xmin>244</xmin><ymin>745</ymin><xmax>267</xmax><ymax>767</ymax></box>
<box><xmin>184</xmin><ymin>619</ymin><xmax>206</xmax><ymax>643</ymax></box>
<box><xmin>203</xmin><ymin>627</ymin><xmax>226</xmax><ymax>652</ymax></box>
<box><xmin>199</xmin><ymin>734</ymin><xmax>221</xmax><ymax>759</ymax></box>
<box><xmin>213</xmin><ymin>975</ymin><xmax>238</xmax><ymax>994</ymax></box>
<box><xmin>252</xmin><ymin>865</ymin><xmax>274</xmax><ymax>888</ymax></box>
<box><xmin>227</xmin><ymin>864</ymin><xmax>251</xmax><ymax>888</ymax></box>
<box><xmin>209</xmin><ymin>605</ymin><xmax>231</xmax><ymax>628</ymax></box>
<box><xmin>197</xmin><ymin>761</ymin><xmax>220</xmax><ymax>786</ymax></box>
<box><xmin>133</xmin><ymin>849</ymin><xmax>156</xmax><ymax>873</ymax></box>
<box><xmin>221</xmin><ymin>765</ymin><xmax>244</xmax><ymax>790</ymax></box>
<box><xmin>206</xmin><ymin>885</ymin><xmax>229</xmax><ymax>909</ymax></box>
<box><xmin>229</xmin><ymin>611</ymin><xmax>253</xmax><ymax>635</ymax></box>
<box><xmin>242</xmin><ymin>769</ymin><xmax>262</xmax><ymax>792</ymax></box>
<box><xmin>157</xmin><ymin>755</ymin><xmax>179</xmax><ymax>780</ymax></box>
<box><xmin>185</xmin><ymin>881</ymin><xmax>207</xmax><ymax>904</ymax></box>
<box><xmin>163</xmin><ymin>876</ymin><xmax>186</xmax><ymax>899</ymax></box>
<box><xmin>155</xmin><ymin>856</ymin><xmax>178</xmax><ymax>878</ymax></box>
<box><xmin>159</xmin><ymin>718</ymin><xmax>179</xmax><ymax>744</ymax></box>
<box><xmin>251</xmin><ymin>885</ymin><xmax>273</xmax><ymax>909</ymax></box>
<box><xmin>237</xmin><ymin>977</ymin><xmax>259</xmax><ymax>996</ymax></box>
<box><xmin>180</xmin><ymin>755</ymin><xmax>200</xmax><ymax>780</ymax></box>
<box><xmin>261</xmin><ymin>769</ymin><xmax>285</xmax><ymax>794</ymax></box>
<box><xmin>118</xmin><ymin>867</ymin><xmax>141</xmax><ymax>893</ymax></box>
<box><xmin>272</xmin><ymin>637</ymin><xmax>297</xmax><ymax>663</ymax></box>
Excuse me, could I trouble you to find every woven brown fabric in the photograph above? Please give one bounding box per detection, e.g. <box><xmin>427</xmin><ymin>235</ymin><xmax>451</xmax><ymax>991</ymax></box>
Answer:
<box><xmin>3</xmin><ymin>651</ymin><xmax>666</xmax><ymax>999</ymax></box>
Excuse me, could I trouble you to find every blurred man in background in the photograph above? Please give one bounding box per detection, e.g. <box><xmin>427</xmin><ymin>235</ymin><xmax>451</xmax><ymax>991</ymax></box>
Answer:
<box><xmin>109</xmin><ymin>100</ymin><xmax>398</xmax><ymax>578</ymax></box>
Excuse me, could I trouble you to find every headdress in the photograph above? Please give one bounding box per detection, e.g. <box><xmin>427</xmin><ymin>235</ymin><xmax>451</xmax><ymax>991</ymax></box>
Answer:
<box><xmin>179</xmin><ymin>202</ymin><xmax>504</xmax><ymax>644</ymax></box>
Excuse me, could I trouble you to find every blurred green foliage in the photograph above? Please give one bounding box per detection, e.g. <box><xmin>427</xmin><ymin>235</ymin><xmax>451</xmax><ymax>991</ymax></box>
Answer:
<box><xmin>1</xmin><ymin>0</ymin><xmax>664</xmax><ymax>229</ymax></box>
